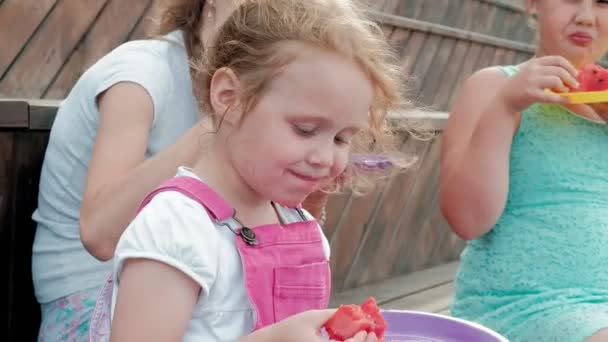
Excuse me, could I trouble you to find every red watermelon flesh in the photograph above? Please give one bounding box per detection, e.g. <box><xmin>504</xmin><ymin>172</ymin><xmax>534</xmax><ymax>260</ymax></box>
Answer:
<box><xmin>323</xmin><ymin>297</ymin><xmax>387</xmax><ymax>341</ymax></box>
<box><xmin>574</xmin><ymin>64</ymin><xmax>608</xmax><ymax>92</ymax></box>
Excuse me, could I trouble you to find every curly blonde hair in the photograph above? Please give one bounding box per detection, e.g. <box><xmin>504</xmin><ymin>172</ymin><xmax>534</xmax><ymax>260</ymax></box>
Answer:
<box><xmin>195</xmin><ymin>0</ymin><xmax>418</xmax><ymax>193</ymax></box>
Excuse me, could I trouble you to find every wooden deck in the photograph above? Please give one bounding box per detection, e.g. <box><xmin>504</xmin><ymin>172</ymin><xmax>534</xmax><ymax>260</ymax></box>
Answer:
<box><xmin>330</xmin><ymin>262</ymin><xmax>458</xmax><ymax>316</ymax></box>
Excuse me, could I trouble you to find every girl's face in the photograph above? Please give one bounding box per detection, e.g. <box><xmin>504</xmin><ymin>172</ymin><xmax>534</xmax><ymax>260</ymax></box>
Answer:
<box><xmin>224</xmin><ymin>43</ymin><xmax>373</xmax><ymax>208</ymax></box>
<box><xmin>529</xmin><ymin>0</ymin><xmax>608</xmax><ymax>67</ymax></box>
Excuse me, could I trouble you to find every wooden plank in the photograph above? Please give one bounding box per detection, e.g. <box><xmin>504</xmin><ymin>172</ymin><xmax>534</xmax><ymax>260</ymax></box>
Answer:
<box><xmin>369</xmin><ymin>11</ymin><xmax>535</xmax><ymax>55</ymax></box>
<box><xmin>128</xmin><ymin>0</ymin><xmax>156</xmax><ymax>40</ymax></box>
<box><xmin>340</xmin><ymin>133</ymin><xmax>410</xmax><ymax>289</ymax></box>
<box><xmin>390</xmin><ymin>28</ymin><xmax>412</xmax><ymax>63</ymax></box>
<box><xmin>432</xmin><ymin>40</ymin><xmax>470</xmax><ymax>110</ymax></box>
<box><xmin>408</xmin><ymin>34</ymin><xmax>442</xmax><ymax>103</ymax></box>
<box><xmin>28</xmin><ymin>99</ymin><xmax>60</xmax><ymax>130</ymax></box>
<box><xmin>475</xmin><ymin>45</ymin><xmax>500</xmax><ymax>72</ymax></box>
<box><xmin>17</xmin><ymin>98</ymin><xmax>444</xmax><ymax>131</ymax></box>
<box><xmin>365</xmin><ymin>0</ymin><xmax>389</xmax><ymax>11</ymax></box>
<box><xmin>342</xmin><ymin>135</ymin><xmax>434</xmax><ymax>288</ymax></box>
<box><xmin>388</xmin><ymin>138</ymin><xmax>442</xmax><ymax>275</ymax></box>
<box><xmin>503</xmin><ymin>10</ymin><xmax>525</xmax><ymax>43</ymax></box>
<box><xmin>503</xmin><ymin>49</ymin><xmax>518</xmax><ymax>66</ymax></box>
<box><xmin>329</xmin><ymin>186</ymin><xmax>385</xmax><ymax>292</ymax></box>
<box><xmin>382</xmin><ymin>282</ymin><xmax>454</xmax><ymax>313</ymax></box>
<box><xmin>430</xmin><ymin>214</ymin><xmax>465</xmax><ymax>263</ymax></box>
<box><xmin>379</xmin><ymin>24</ymin><xmax>394</xmax><ymax>39</ymax></box>
<box><xmin>0</xmin><ymin>0</ymin><xmax>108</xmax><ymax>98</ymax></box>
<box><xmin>417</xmin><ymin>0</ymin><xmax>451</xmax><ymax>23</ymax></box>
<box><xmin>487</xmin><ymin>4</ymin><xmax>508</xmax><ymax>38</ymax></box>
<box><xmin>490</xmin><ymin>47</ymin><xmax>509</xmax><ymax>66</ymax></box>
<box><xmin>330</xmin><ymin>261</ymin><xmax>458</xmax><ymax>307</ymax></box>
<box><xmin>380</xmin><ymin>0</ymin><xmax>400</xmax><ymax>15</ymax></box>
<box><xmin>440</xmin><ymin>0</ymin><xmax>466</xmax><ymax>29</ymax></box>
<box><xmin>389</xmin><ymin>111</ymin><xmax>448</xmax><ymax>131</ymax></box>
<box><xmin>455</xmin><ymin>0</ymin><xmax>481</xmax><ymax>32</ymax></box>
<box><xmin>399</xmin><ymin>31</ymin><xmax>428</xmax><ymax>96</ymax></box>
<box><xmin>395</xmin><ymin>157</ymin><xmax>442</xmax><ymax>273</ymax></box>
<box><xmin>477</xmin><ymin>0</ymin><xmax>525</xmax><ymax>13</ymax></box>
<box><xmin>447</xmin><ymin>43</ymin><xmax>484</xmax><ymax>108</ymax></box>
<box><xmin>426</xmin><ymin>220</ymin><xmax>453</xmax><ymax>267</ymax></box>
<box><xmin>0</xmin><ymin>0</ymin><xmax>58</xmax><ymax>79</ymax></box>
<box><xmin>417</xmin><ymin>37</ymin><xmax>456</xmax><ymax>107</ymax></box>
<box><xmin>323</xmin><ymin>192</ymin><xmax>351</xmax><ymax>243</ymax></box>
<box><xmin>513</xmin><ymin>12</ymin><xmax>536</xmax><ymax>43</ymax></box>
<box><xmin>395</xmin><ymin>0</ymin><xmax>424</xmax><ymax>19</ymax></box>
<box><xmin>44</xmin><ymin>0</ymin><xmax>152</xmax><ymax>99</ymax></box>
<box><xmin>514</xmin><ymin>51</ymin><xmax>532</xmax><ymax>64</ymax></box>
<box><xmin>0</xmin><ymin>100</ymin><xmax>28</xmax><ymax>128</ymax></box>
<box><xmin>475</xmin><ymin>1</ymin><xmax>496</xmax><ymax>34</ymax></box>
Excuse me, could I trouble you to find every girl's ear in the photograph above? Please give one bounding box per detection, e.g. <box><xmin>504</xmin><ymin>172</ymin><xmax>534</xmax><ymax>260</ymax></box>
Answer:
<box><xmin>209</xmin><ymin>67</ymin><xmax>242</xmax><ymax>125</ymax></box>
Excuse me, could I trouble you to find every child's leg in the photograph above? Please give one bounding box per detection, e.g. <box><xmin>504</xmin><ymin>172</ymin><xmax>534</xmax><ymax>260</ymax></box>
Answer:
<box><xmin>38</xmin><ymin>286</ymin><xmax>100</xmax><ymax>342</ymax></box>
<box><xmin>585</xmin><ymin>329</ymin><xmax>608</xmax><ymax>342</ymax></box>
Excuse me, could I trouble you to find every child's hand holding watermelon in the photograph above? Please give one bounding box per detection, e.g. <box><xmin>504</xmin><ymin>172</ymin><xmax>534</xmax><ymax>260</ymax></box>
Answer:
<box><xmin>563</xmin><ymin>63</ymin><xmax>608</xmax><ymax>121</ymax></box>
<box><xmin>323</xmin><ymin>297</ymin><xmax>387</xmax><ymax>342</ymax></box>
<box><xmin>240</xmin><ymin>309</ymin><xmax>378</xmax><ymax>342</ymax></box>
<box><xmin>569</xmin><ymin>63</ymin><xmax>608</xmax><ymax>92</ymax></box>
<box><xmin>496</xmin><ymin>55</ymin><xmax>580</xmax><ymax>113</ymax></box>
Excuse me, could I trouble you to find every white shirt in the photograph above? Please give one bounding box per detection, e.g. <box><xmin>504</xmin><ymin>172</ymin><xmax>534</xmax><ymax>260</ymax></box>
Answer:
<box><xmin>111</xmin><ymin>168</ymin><xmax>330</xmax><ymax>341</ymax></box>
<box><xmin>31</xmin><ymin>31</ymin><xmax>200</xmax><ymax>303</ymax></box>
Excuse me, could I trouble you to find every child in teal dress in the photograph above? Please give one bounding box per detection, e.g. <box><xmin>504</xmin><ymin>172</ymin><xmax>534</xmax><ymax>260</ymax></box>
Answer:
<box><xmin>440</xmin><ymin>0</ymin><xmax>608</xmax><ymax>341</ymax></box>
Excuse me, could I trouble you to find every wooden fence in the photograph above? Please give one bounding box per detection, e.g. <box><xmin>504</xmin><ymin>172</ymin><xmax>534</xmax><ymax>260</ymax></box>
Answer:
<box><xmin>4</xmin><ymin>0</ymin><xmax>605</xmax><ymax>340</ymax></box>
<box><xmin>5</xmin><ymin>0</ymin><xmax>606</xmax><ymax>100</ymax></box>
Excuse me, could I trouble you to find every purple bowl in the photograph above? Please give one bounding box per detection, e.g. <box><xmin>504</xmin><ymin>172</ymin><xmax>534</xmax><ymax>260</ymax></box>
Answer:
<box><xmin>381</xmin><ymin>310</ymin><xmax>509</xmax><ymax>342</ymax></box>
<box><xmin>349</xmin><ymin>154</ymin><xmax>394</xmax><ymax>172</ymax></box>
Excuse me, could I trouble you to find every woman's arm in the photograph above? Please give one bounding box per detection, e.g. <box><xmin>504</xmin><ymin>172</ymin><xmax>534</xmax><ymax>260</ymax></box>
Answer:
<box><xmin>439</xmin><ymin>68</ymin><xmax>519</xmax><ymax>240</ymax></box>
<box><xmin>79</xmin><ymin>82</ymin><xmax>207</xmax><ymax>260</ymax></box>
<box><xmin>441</xmin><ymin>57</ymin><xmax>578</xmax><ymax>240</ymax></box>
<box><xmin>111</xmin><ymin>258</ymin><xmax>200</xmax><ymax>341</ymax></box>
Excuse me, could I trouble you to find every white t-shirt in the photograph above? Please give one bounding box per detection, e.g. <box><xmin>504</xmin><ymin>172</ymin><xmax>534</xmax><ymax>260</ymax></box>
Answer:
<box><xmin>111</xmin><ymin>167</ymin><xmax>330</xmax><ymax>341</ymax></box>
<box><xmin>32</xmin><ymin>31</ymin><xmax>200</xmax><ymax>303</ymax></box>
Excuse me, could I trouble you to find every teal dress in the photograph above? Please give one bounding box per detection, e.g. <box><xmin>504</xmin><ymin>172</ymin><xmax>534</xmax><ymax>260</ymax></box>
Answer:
<box><xmin>451</xmin><ymin>65</ymin><xmax>608</xmax><ymax>342</ymax></box>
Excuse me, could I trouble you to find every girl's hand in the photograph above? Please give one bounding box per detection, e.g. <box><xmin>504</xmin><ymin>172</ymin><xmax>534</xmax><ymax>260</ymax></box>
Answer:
<box><xmin>497</xmin><ymin>56</ymin><xmax>580</xmax><ymax>113</ymax></box>
<box><xmin>241</xmin><ymin>309</ymin><xmax>379</xmax><ymax>342</ymax></box>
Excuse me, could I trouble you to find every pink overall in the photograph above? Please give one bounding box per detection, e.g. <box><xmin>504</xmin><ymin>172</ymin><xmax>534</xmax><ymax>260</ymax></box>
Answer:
<box><xmin>89</xmin><ymin>176</ymin><xmax>331</xmax><ymax>341</ymax></box>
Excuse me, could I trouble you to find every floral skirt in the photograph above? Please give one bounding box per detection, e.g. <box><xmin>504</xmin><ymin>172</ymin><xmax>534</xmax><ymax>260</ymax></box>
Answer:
<box><xmin>38</xmin><ymin>286</ymin><xmax>100</xmax><ymax>342</ymax></box>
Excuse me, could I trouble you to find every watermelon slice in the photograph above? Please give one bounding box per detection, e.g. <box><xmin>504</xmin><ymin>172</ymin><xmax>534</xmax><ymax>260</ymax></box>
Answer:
<box><xmin>323</xmin><ymin>297</ymin><xmax>387</xmax><ymax>341</ymax></box>
<box><xmin>573</xmin><ymin>63</ymin><xmax>608</xmax><ymax>92</ymax></box>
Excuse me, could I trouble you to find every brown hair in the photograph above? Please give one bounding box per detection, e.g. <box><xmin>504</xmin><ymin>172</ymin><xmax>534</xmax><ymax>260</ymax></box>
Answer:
<box><xmin>196</xmin><ymin>0</ymin><xmax>418</xmax><ymax>193</ymax></box>
<box><xmin>150</xmin><ymin>0</ymin><xmax>207</xmax><ymax>58</ymax></box>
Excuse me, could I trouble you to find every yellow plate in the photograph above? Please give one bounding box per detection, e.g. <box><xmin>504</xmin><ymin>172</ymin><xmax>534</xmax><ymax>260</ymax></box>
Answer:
<box><xmin>546</xmin><ymin>89</ymin><xmax>608</xmax><ymax>104</ymax></box>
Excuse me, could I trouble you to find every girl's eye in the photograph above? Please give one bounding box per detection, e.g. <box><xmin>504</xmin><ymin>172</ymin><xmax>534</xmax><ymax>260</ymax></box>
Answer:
<box><xmin>598</xmin><ymin>0</ymin><xmax>608</xmax><ymax>4</ymax></box>
<box><xmin>293</xmin><ymin>124</ymin><xmax>316</xmax><ymax>136</ymax></box>
<box><xmin>334</xmin><ymin>135</ymin><xmax>351</xmax><ymax>145</ymax></box>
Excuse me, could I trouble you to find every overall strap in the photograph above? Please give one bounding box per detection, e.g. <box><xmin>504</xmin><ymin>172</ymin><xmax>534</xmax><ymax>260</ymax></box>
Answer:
<box><xmin>138</xmin><ymin>176</ymin><xmax>234</xmax><ymax>221</ymax></box>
